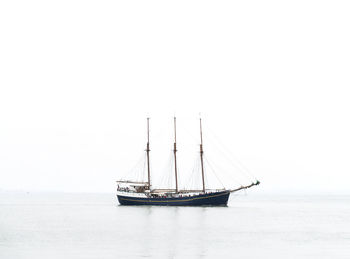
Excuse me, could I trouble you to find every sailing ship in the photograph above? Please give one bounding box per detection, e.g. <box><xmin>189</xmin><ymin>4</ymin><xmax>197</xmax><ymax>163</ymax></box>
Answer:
<box><xmin>116</xmin><ymin>117</ymin><xmax>260</xmax><ymax>206</ymax></box>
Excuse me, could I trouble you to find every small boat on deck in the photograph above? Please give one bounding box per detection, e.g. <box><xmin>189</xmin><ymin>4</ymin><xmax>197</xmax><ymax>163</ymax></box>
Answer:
<box><xmin>116</xmin><ymin>117</ymin><xmax>259</xmax><ymax>206</ymax></box>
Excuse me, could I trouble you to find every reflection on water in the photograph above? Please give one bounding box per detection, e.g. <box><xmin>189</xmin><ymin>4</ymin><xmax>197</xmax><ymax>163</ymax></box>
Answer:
<box><xmin>0</xmin><ymin>193</ymin><xmax>350</xmax><ymax>258</ymax></box>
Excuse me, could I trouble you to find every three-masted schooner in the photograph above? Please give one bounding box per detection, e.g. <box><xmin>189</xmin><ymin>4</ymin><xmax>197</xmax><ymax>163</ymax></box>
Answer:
<box><xmin>116</xmin><ymin>117</ymin><xmax>259</xmax><ymax>206</ymax></box>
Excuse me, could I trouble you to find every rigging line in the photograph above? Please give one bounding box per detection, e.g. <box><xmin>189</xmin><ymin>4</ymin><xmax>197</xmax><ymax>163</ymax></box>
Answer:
<box><xmin>205</xmin><ymin>127</ymin><xmax>257</xmax><ymax>182</ymax></box>
<box><xmin>204</xmin><ymin>156</ymin><xmax>225</xmax><ymax>189</ymax></box>
<box><xmin>182</xmin><ymin>124</ymin><xmax>201</xmax><ymax>146</ymax></box>
<box><xmin>158</xmin><ymin>151</ymin><xmax>171</xmax><ymax>188</ymax></box>
<box><xmin>192</xmin><ymin>156</ymin><xmax>201</xmax><ymax>190</ymax></box>
<box><xmin>206</xmin><ymin>134</ymin><xmax>253</xmax><ymax>183</ymax></box>
<box><xmin>203</xmin><ymin>132</ymin><xmax>251</xmax><ymax>183</ymax></box>
<box><xmin>203</xmin><ymin>155</ymin><xmax>226</xmax><ymax>189</ymax></box>
<box><xmin>205</xmin><ymin>153</ymin><xmax>244</xmax><ymax>186</ymax></box>
<box><xmin>185</xmin><ymin>159</ymin><xmax>195</xmax><ymax>190</ymax></box>
<box><xmin>206</xmin><ymin>125</ymin><xmax>258</xmax><ymax>181</ymax></box>
<box><xmin>169</xmin><ymin>151</ymin><xmax>176</xmax><ymax>189</ymax></box>
<box><xmin>159</xmin><ymin>151</ymin><xmax>174</xmax><ymax>189</ymax></box>
<box><xmin>120</xmin><ymin>152</ymin><xmax>145</xmax><ymax>180</ymax></box>
<box><xmin>194</xmin><ymin>155</ymin><xmax>201</xmax><ymax>189</ymax></box>
<box><xmin>141</xmin><ymin>152</ymin><xmax>147</xmax><ymax>182</ymax></box>
<box><xmin>175</xmin><ymin>155</ymin><xmax>181</xmax><ymax>190</ymax></box>
<box><xmin>185</xmin><ymin>154</ymin><xmax>200</xmax><ymax>190</ymax></box>
<box><xmin>204</xmin><ymin>148</ymin><xmax>247</xmax><ymax>185</ymax></box>
<box><xmin>134</xmin><ymin>153</ymin><xmax>146</xmax><ymax>182</ymax></box>
<box><xmin>137</xmin><ymin>152</ymin><xmax>144</xmax><ymax>182</ymax></box>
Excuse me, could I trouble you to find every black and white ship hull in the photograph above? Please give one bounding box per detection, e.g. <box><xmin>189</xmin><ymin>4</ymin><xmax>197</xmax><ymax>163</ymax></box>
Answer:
<box><xmin>117</xmin><ymin>190</ymin><xmax>230</xmax><ymax>206</ymax></box>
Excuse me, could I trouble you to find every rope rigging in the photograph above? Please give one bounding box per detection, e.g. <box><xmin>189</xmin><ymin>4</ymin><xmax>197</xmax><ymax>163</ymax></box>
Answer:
<box><xmin>205</xmin><ymin>125</ymin><xmax>258</xmax><ymax>182</ymax></box>
<box><xmin>118</xmin><ymin>117</ymin><xmax>259</xmax><ymax>193</ymax></box>
<box><xmin>203</xmin><ymin>155</ymin><xmax>226</xmax><ymax>189</ymax></box>
<box><xmin>120</xmin><ymin>152</ymin><xmax>147</xmax><ymax>182</ymax></box>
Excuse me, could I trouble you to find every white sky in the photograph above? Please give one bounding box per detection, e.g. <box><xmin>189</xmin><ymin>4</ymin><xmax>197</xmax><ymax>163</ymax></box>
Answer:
<box><xmin>0</xmin><ymin>0</ymin><xmax>349</xmax><ymax>194</ymax></box>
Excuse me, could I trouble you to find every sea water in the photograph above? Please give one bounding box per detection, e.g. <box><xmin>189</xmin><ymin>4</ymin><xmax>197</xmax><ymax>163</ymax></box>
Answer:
<box><xmin>0</xmin><ymin>192</ymin><xmax>349</xmax><ymax>258</ymax></box>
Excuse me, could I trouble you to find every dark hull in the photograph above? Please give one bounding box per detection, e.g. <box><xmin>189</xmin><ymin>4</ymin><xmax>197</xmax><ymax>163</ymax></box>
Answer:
<box><xmin>117</xmin><ymin>191</ymin><xmax>230</xmax><ymax>206</ymax></box>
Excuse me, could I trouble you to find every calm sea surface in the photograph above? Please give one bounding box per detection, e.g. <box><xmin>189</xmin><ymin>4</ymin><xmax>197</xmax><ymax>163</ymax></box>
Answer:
<box><xmin>0</xmin><ymin>192</ymin><xmax>349</xmax><ymax>259</ymax></box>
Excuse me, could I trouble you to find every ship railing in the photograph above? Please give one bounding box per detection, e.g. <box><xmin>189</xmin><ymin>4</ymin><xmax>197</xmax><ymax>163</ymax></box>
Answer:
<box><xmin>151</xmin><ymin>189</ymin><xmax>176</xmax><ymax>193</ymax></box>
<box><xmin>178</xmin><ymin>188</ymin><xmax>226</xmax><ymax>194</ymax></box>
<box><xmin>116</xmin><ymin>180</ymin><xmax>148</xmax><ymax>184</ymax></box>
<box><xmin>116</xmin><ymin>191</ymin><xmax>148</xmax><ymax>197</ymax></box>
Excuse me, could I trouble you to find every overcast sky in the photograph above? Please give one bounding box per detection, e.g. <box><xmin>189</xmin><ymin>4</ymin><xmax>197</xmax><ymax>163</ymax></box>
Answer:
<box><xmin>1</xmin><ymin>0</ymin><xmax>349</xmax><ymax>194</ymax></box>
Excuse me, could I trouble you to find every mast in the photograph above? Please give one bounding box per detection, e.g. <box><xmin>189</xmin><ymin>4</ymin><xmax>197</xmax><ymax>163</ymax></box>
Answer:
<box><xmin>173</xmin><ymin>117</ymin><xmax>179</xmax><ymax>193</ymax></box>
<box><xmin>199</xmin><ymin>118</ymin><xmax>206</xmax><ymax>193</ymax></box>
<box><xmin>146</xmin><ymin>118</ymin><xmax>151</xmax><ymax>189</ymax></box>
